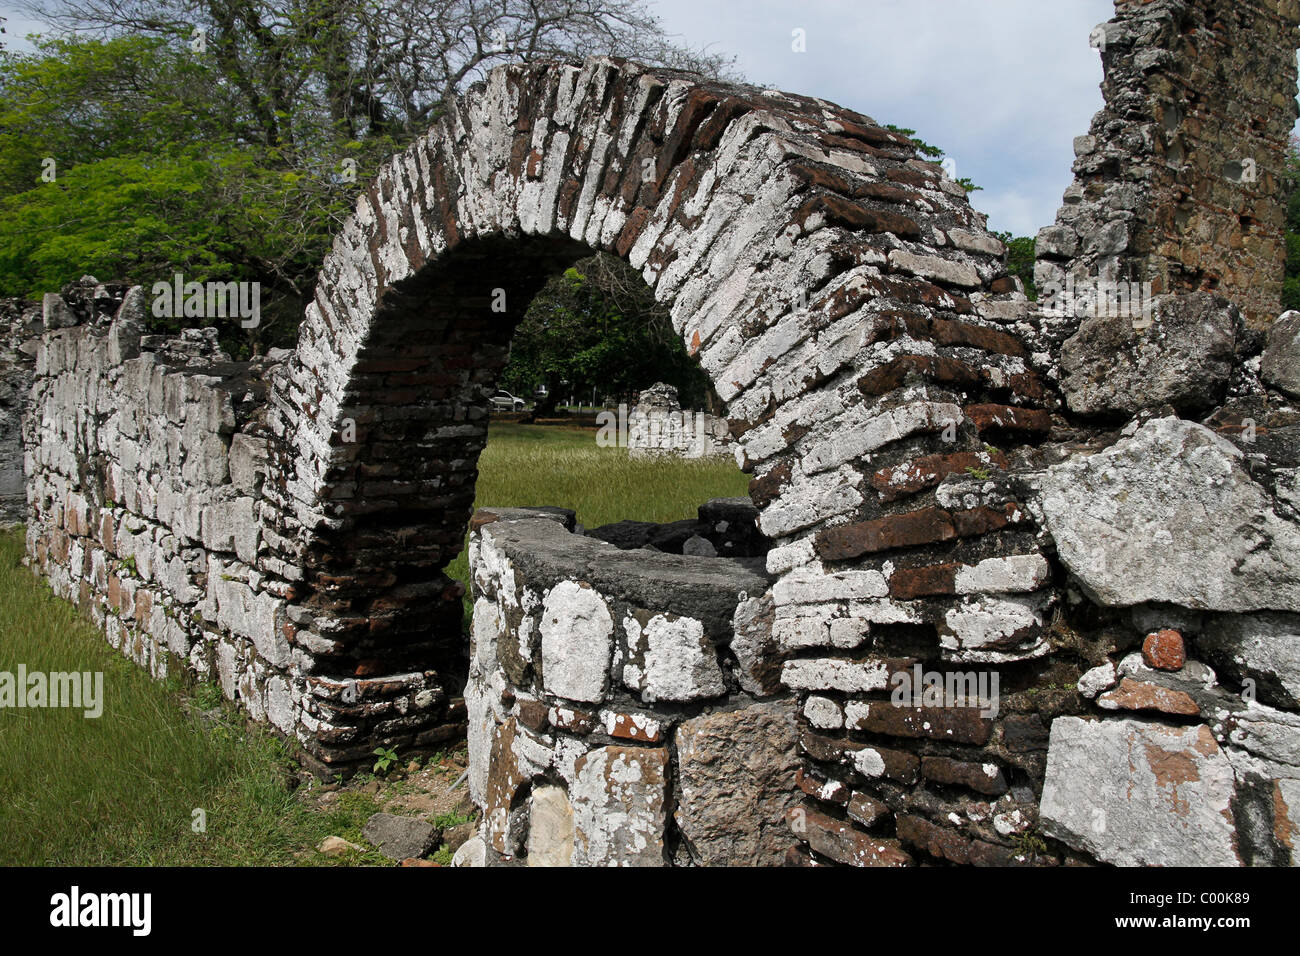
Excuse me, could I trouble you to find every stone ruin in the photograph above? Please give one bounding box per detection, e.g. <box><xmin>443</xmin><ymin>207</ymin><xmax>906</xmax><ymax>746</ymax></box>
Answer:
<box><xmin>626</xmin><ymin>381</ymin><xmax>736</xmax><ymax>459</ymax></box>
<box><xmin>4</xmin><ymin>0</ymin><xmax>1300</xmax><ymax>866</ymax></box>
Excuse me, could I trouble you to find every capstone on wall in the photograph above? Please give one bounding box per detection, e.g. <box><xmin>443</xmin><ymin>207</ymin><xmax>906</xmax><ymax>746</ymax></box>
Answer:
<box><xmin>463</xmin><ymin>502</ymin><xmax>798</xmax><ymax>866</ymax></box>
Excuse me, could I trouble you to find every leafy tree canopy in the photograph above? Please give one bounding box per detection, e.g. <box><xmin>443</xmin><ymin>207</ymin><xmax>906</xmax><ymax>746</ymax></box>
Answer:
<box><xmin>499</xmin><ymin>254</ymin><xmax>715</xmax><ymax>412</ymax></box>
<box><xmin>0</xmin><ymin>1</ymin><xmax>731</xmax><ymax>356</ymax></box>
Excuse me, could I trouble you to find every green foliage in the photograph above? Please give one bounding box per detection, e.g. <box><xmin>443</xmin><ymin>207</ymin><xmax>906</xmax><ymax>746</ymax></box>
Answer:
<box><xmin>1283</xmin><ymin>137</ymin><xmax>1300</xmax><ymax>313</ymax></box>
<box><xmin>372</xmin><ymin>746</ymin><xmax>400</xmax><ymax>776</ymax></box>
<box><xmin>885</xmin><ymin>124</ymin><xmax>981</xmax><ymax>192</ymax></box>
<box><xmin>995</xmin><ymin>231</ymin><xmax>1037</xmax><ymax>300</ymax></box>
<box><xmin>499</xmin><ymin>254</ymin><xmax>716</xmax><ymax>409</ymax></box>
<box><xmin>0</xmin><ymin>4</ymin><xmax>728</xmax><ymax>358</ymax></box>
<box><xmin>431</xmin><ymin>845</ymin><xmax>455</xmax><ymax>865</ymax></box>
<box><xmin>433</xmin><ymin>810</ymin><xmax>474</xmax><ymax>828</ymax></box>
<box><xmin>0</xmin><ymin>34</ymin><xmax>384</xmax><ymax>356</ymax></box>
<box><xmin>0</xmin><ymin>527</ymin><xmax>393</xmax><ymax>865</ymax></box>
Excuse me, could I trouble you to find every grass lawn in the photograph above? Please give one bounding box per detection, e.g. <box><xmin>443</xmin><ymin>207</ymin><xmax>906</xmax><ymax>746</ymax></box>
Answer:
<box><xmin>0</xmin><ymin>421</ymin><xmax>748</xmax><ymax>865</ymax></box>
<box><xmin>444</xmin><ymin>421</ymin><xmax>750</xmax><ymax>612</ymax></box>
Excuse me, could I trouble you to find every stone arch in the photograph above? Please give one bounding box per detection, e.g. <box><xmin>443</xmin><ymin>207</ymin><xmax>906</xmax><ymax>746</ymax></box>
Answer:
<box><xmin>261</xmin><ymin>56</ymin><xmax>1032</xmax><ymax>765</ymax></box>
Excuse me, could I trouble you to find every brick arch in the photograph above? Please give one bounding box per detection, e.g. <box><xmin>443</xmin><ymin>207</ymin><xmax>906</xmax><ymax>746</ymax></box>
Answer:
<box><xmin>260</xmin><ymin>56</ymin><xmax>1037</xmax><ymax>766</ymax></box>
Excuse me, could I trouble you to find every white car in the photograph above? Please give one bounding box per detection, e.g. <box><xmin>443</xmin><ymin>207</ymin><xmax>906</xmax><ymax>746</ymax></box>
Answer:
<box><xmin>489</xmin><ymin>389</ymin><xmax>527</xmax><ymax>411</ymax></box>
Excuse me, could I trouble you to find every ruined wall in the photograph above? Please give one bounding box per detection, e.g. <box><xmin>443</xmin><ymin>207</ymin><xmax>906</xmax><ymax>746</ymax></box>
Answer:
<box><xmin>626</xmin><ymin>382</ymin><xmax>736</xmax><ymax>459</ymax></box>
<box><xmin>464</xmin><ymin>502</ymin><xmax>797</xmax><ymax>866</ymax></box>
<box><xmin>14</xmin><ymin>0</ymin><xmax>1300</xmax><ymax>865</ymax></box>
<box><xmin>0</xmin><ymin>298</ymin><xmax>43</xmax><ymax>527</ymax></box>
<box><xmin>1035</xmin><ymin>0</ymin><xmax>1300</xmax><ymax>334</ymax></box>
<box><xmin>22</xmin><ymin>280</ymin><xmax>464</xmax><ymax>769</ymax></box>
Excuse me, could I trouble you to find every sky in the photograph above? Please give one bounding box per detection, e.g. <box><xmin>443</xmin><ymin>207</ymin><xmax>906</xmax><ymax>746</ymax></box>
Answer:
<box><xmin>648</xmin><ymin>0</ymin><xmax>1117</xmax><ymax>236</ymax></box>
<box><xmin>0</xmin><ymin>0</ymin><xmax>1185</xmax><ymax>238</ymax></box>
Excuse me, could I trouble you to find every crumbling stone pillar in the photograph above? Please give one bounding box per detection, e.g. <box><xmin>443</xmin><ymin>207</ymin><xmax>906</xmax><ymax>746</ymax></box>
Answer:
<box><xmin>1036</xmin><ymin>0</ymin><xmax>1300</xmax><ymax>333</ymax></box>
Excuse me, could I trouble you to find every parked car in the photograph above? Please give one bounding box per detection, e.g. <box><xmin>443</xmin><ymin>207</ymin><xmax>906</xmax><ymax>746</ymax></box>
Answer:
<box><xmin>489</xmin><ymin>389</ymin><xmax>527</xmax><ymax>411</ymax></box>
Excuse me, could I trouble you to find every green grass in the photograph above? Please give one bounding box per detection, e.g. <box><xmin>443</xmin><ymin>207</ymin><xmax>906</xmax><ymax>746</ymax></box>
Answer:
<box><xmin>444</xmin><ymin>422</ymin><xmax>750</xmax><ymax>606</ymax></box>
<box><xmin>0</xmin><ymin>528</ymin><xmax>398</xmax><ymax>865</ymax></box>
<box><xmin>0</xmin><ymin>422</ymin><xmax>748</xmax><ymax>865</ymax></box>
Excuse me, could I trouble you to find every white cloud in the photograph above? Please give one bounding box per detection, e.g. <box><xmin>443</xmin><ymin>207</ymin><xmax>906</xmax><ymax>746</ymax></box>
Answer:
<box><xmin>651</xmin><ymin>0</ymin><xmax>1115</xmax><ymax>235</ymax></box>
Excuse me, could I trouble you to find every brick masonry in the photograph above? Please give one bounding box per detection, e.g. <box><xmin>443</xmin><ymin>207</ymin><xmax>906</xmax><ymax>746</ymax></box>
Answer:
<box><xmin>6</xmin><ymin>1</ymin><xmax>1300</xmax><ymax>866</ymax></box>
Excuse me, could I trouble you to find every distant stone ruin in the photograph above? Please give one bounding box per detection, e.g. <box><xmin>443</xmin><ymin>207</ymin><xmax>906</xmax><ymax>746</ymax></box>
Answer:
<box><xmin>4</xmin><ymin>0</ymin><xmax>1300</xmax><ymax>866</ymax></box>
<box><xmin>626</xmin><ymin>382</ymin><xmax>736</xmax><ymax>460</ymax></box>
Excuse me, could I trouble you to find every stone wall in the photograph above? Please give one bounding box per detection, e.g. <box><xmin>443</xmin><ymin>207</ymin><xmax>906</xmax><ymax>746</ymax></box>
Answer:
<box><xmin>0</xmin><ymin>298</ymin><xmax>43</xmax><ymax>527</ymax></box>
<box><xmin>1035</xmin><ymin>0</ymin><xmax>1300</xmax><ymax>334</ymax></box>
<box><xmin>21</xmin><ymin>280</ymin><xmax>465</xmax><ymax>770</ymax></box>
<box><xmin>626</xmin><ymin>382</ymin><xmax>736</xmax><ymax>459</ymax></box>
<box><xmin>10</xmin><ymin>0</ymin><xmax>1300</xmax><ymax>866</ymax></box>
<box><xmin>463</xmin><ymin>502</ymin><xmax>798</xmax><ymax>865</ymax></box>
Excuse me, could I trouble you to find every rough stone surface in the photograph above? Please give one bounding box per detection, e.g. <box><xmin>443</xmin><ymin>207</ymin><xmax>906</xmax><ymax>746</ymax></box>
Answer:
<box><xmin>1199</xmin><ymin>612</ymin><xmax>1300</xmax><ymax>709</ymax></box>
<box><xmin>674</xmin><ymin>700</ymin><xmax>802</xmax><ymax>866</ymax></box>
<box><xmin>1261</xmin><ymin>311</ymin><xmax>1300</xmax><ymax>398</ymax></box>
<box><xmin>540</xmin><ymin>581</ymin><xmax>614</xmax><ymax>703</ymax></box>
<box><xmin>1033</xmin><ymin>0</ymin><xmax>1299</xmax><ymax>332</ymax></box>
<box><xmin>571</xmin><ymin>746</ymin><xmax>669</xmax><ymax>867</ymax></box>
<box><xmin>526</xmin><ymin>784</ymin><xmax>575</xmax><ymax>867</ymax></box>
<box><xmin>1058</xmin><ymin>293</ymin><xmax>1237</xmax><ymax>416</ymax></box>
<box><xmin>1041</xmin><ymin>418</ymin><xmax>1300</xmax><ymax>612</ymax></box>
<box><xmin>1040</xmin><ymin>717</ymin><xmax>1240</xmax><ymax>867</ymax></box>
<box><xmin>623</xmin><ymin>612</ymin><xmax>726</xmax><ymax>703</ymax></box>
<box><xmin>361</xmin><ymin>812</ymin><xmax>439</xmax><ymax>861</ymax></box>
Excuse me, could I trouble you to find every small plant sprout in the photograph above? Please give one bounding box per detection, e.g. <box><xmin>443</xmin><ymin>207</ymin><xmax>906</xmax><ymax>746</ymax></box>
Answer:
<box><xmin>372</xmin><ymin>746</ymin><xmax>399</xmax><ymax>775</ymax></box>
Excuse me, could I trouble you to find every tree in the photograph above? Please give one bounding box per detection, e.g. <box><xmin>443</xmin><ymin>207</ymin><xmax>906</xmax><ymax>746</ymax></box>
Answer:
<box><xmin>995</xmin><ymin>231</ymin><xmax>1036</xmax><ymax>300</ymax></box>
<box><xmin>0</xmin><ymin>1</ymin><xmax>733</xmax><ymax>355</ymax></box>
<box><xmin>18</xmin><ymin>0</ymin><xmax>732</xmax><ymax>147</ymax></box>
<box><xmin>1283</xmin><ymin>135</ymin><xmax>1300</xmax><ymax>314</ymax></box>
<box><xmin>499</xmin><ymin>253</ymin><xmax>714</xmax><ymax>415</ymax></box>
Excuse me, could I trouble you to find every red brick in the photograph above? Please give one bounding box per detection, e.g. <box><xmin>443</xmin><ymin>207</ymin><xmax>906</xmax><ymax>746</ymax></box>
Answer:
<box><xmin>800</xmin><ymin>731</ymin><xmax>919</xmax><ymax>783</ymax></box>
<box><xmin>950</xmin><ymin>502</ymin><xmax>1023</xmax><ymax>538</ymax></box>
<box><xmin>844</xmin><ymin>699</ymin><xmax>993</xmax><ymax>745</ymax></box>
<box><xmin>796</xmin><ymin>766</ymin><xmax>850</xmax><ymax>804</ymax></box>
<box><xmin>814</xmin><ymin>507</ymin><xmax>955</xmax><ymax>561</ymax></box>
<box><xmin>888</xmin><ymin>562</ymin><xmax>960</xmax><ymax>600</ymax></box>
<box><xmin>847</xmin><ymin>791</ymin><xmax>890</xmax><ymax>828</ymax></box>
<box><xmin>794</xmin><ymin>193</ymin><xmax>922</xmax><ymax>238</ymax></box>
<box><xmin>921</xmin><ymin>756</ymin><xmax>1008</xmax><ymax>795</ymax></box>
<box><xmin>965</xmin><ymin>403</ymin><xmax>1051</xmax><ymax>436</ymax></box>
<box><xmin>857</xmin><ymin>354</ymin><xmax>980</xmax><ymax>396</ymax></box>
<box><xmin>792</xmin><ymin>804</ymin><xmax>912</xmax><ymax>867</ymax></box>
<box><xmin>748</xmin><ymin>460</ymin><xmax>792</xmax><ymax>509</ymax></box>
<box><xmin>896</xmin><ymin>813</ymin><xmax>971</xmax><ymax>864</ymax></box>
<box><xmin>1098</xmin><ymin>677</ymin><xmax>1200</xmax><ymax>716</ymax></box>
<box><xmin>870</xmin><ymin>451</ymin><xmax>1010</xmax><ymax>501</ymax></box>
<box><xmin>929</xmin><ymin>319</ymin><xmax>1027</xmax><ymax>357</ymax></box>
<box><xmin>1142</xmin><ymin>629</ymin><xmax>1186</xmax><ymax>671</ymax></box>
